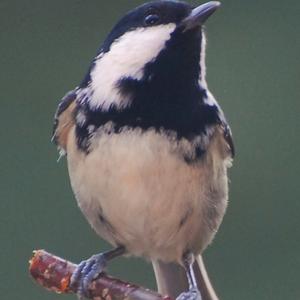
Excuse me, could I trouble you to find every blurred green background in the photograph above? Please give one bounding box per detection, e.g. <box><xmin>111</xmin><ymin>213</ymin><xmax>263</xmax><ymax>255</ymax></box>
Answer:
<box><xmin>1</xmin><ymin>0</ymin><xmax>299</xmax><ymax>299</ymax></box>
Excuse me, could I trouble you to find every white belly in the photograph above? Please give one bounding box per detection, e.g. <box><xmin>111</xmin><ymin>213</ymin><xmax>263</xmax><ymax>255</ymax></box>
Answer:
<box><xmin>67</xmin><ymin>126</ymin><xmax>230</xmax><ymax>263</ymax></box>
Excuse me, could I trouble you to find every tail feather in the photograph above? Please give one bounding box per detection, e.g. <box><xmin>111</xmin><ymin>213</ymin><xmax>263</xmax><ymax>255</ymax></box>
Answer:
<box><xmin>152</xmin><ymin>255</ymin><xmax>219</xmax><ymax>300</ymax></box>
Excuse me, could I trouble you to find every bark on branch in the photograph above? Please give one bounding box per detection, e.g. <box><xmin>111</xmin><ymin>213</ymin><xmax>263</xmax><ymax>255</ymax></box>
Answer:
<box><xmin>29</xmin><ymin>250</ymin><xmax>172</xmax><ymax>300</ymax></box>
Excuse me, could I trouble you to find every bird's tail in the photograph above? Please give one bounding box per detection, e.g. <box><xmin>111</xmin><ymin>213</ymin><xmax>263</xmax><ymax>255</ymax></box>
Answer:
<box><xmin>152</xmin><ymin>255</ymin><xmax>219</xmax><ymax>300</ymax></box>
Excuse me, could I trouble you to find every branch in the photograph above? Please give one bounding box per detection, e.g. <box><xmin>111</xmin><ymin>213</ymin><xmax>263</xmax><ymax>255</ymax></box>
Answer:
<box><xmin>29</xmin><ymin>250</ymin><xmax>172</xmax><ymax>300</ymax></box>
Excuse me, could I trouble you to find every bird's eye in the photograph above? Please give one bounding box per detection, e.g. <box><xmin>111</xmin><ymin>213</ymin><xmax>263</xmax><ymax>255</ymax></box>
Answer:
<box><xmin>144</xmin><ymin>14</ymin><xmax>160</xmax><ymax>26</ymax></box>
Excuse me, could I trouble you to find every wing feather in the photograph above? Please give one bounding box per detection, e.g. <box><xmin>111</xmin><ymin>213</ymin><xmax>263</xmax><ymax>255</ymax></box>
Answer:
<box><xmin>220</xmin><ymin>122</ymin><xmax>235</xmax><ymax>158</ymax></box>
<box><xmin>52</xmin><ymin>90</ymin><xmax>77</xmax><ymax>153</ymax></box>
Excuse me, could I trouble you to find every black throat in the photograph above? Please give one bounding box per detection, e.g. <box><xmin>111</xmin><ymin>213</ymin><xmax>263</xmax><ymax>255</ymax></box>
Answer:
<box><xmin>76</xmin><ymin>28</ymin><xmax>220</xmax><ymax>153</ymax></box>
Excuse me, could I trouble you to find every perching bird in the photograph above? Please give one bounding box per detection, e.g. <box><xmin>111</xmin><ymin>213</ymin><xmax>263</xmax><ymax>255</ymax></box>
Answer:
<box><xmin>52</xmin><ymin>1</ymin><xmax>234</xmax><ymax>300</ymax></box>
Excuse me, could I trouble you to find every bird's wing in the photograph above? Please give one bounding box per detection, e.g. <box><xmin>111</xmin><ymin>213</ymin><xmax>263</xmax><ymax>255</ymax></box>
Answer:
<box><xmin>219</xmin><ymin>122</ymin><xmax>235</xmax><ymax>158</ymax></box>
<box><xmin>52</xmin><ymin>90</ymin><xmax>77</xmax><ymax>153</ymax></box>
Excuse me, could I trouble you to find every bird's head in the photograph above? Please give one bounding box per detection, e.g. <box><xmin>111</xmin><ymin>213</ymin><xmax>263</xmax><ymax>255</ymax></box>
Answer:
<box><xmin>80</xmin><ymin>0</ymin><xmax>221</xmax><ymax>111</ymax></box>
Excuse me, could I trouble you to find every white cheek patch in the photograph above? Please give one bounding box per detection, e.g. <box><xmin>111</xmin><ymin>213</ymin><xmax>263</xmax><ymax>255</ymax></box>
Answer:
<box><xmin>199</xmin><ymin>32</ymin><xmax>207</xmax><ymax>88</ymax></box>
<box><xmin>198</xmin><ymin>32</ymin><xmax>219</xmax><ymax>108</ymax></box>
<box><xmin>90</xmin><ymin>24</ymin><xmax>176</xmax><ymax>110</ymax></box>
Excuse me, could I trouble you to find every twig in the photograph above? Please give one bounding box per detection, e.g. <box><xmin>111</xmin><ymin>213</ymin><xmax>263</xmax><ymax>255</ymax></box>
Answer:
<box><xmin>29</xmin><ymin>250</ymin><xmax>172</xmax><ymax>300</ymax></box>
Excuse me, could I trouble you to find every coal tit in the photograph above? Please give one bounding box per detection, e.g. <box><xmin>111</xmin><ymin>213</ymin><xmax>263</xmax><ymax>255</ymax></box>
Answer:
<box><xmin>53</xmin><ymin>1</ymin><xmax>234</xmax><ymax>300</ymax></box>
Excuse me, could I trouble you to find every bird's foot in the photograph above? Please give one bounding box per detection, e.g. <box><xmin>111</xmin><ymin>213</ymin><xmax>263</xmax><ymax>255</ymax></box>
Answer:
<box><xmin>176</xmin><ymin>288</ymin><xmax>202</xmax><ymax>300</ymax></box>
<box><xmin>70</xmin><ymin>253</ymin><xmax>107</xmax><ymax>299</ymax></box>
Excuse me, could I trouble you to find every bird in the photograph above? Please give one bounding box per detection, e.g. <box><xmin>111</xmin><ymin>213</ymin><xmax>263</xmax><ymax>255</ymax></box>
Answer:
<box><xmin>52</xmin><ymin>1</ymin><xmax>234</xmax><ymax>300</ymax></box>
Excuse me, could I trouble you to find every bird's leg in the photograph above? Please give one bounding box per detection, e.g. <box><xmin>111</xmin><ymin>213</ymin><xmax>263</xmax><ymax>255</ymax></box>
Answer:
<box><xmin>71</xmin><ymin>246</ymin><xmax>126</xmax><ymax>299</ymax></box>
<box><xmin>176</xmin><ymin>252</ymin><xmax>202</xmax><ymax>300</ymax></box>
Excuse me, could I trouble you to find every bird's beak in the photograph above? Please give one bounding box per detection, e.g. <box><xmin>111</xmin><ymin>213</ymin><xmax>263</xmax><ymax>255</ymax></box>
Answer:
<box><xmin>180</xmin><ymin>1</ymin><xmax>221</xmax><ymax>31</ymax></box>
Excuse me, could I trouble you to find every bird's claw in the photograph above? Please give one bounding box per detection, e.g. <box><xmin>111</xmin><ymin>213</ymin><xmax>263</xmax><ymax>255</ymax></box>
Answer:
<box><xmin>176</xmin><ymin>288</ymin><xmax>202</xmax><ymax>300</ymax></box>
<box><xmin>70</xmin><ymin>253</ymin><xmax>107</xmax><ymax>299</ymax></box>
